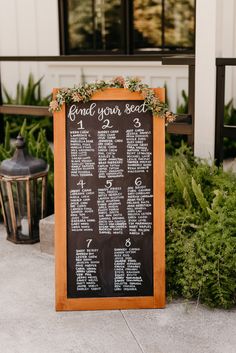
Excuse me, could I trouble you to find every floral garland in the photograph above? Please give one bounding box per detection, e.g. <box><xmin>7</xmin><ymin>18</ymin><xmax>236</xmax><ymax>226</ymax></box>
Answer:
<box><xmin>49</xmin><ymin>76</ymin><xmax>176</xmax><ymax>125</ymax></box>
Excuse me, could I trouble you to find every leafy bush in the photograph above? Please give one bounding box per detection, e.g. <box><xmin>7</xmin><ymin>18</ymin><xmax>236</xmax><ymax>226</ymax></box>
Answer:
<box><xmin>166</xmin><ymin>145</ymin><xmax>236</xmax><ymax>308</ymax></box>
<box><xmin>2</xmin><ymin>74</ymin><xmax>53</xmax><ymax>141</ymax></box>
<box><xmin>0</xmin><ymin>120</ymin><xmax>54</xmax><ymax>215</ymax></box>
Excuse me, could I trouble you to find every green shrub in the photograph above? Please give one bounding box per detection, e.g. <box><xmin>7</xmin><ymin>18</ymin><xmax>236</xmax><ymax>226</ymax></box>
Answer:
<box><xmin>166</xmin><ymin>145</ymin><xmax>236</xmax><ymax>308</ymax></box>
<box><xmin>2</xmin><ymin>74</ymin><xmax>53</xmax><ymax>141</ymax></box>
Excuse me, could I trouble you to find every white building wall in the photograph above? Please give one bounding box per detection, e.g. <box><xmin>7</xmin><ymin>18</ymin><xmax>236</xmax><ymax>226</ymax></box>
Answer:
<box><xmin>0</xmin><ymin>0</ymin><xmax>188</xmax><ymax>112</ymax></box>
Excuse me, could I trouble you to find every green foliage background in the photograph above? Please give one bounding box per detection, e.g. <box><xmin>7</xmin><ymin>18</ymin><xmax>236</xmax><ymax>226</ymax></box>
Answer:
<box><xmin>166</xmin><ymin>145</ymin><xmax>236</xmax><ymax>308</ymax></box>
<box><xmin>2</xmin><ymin>74</ymin><xmax>53</xmax><ymax>141</ymax></box>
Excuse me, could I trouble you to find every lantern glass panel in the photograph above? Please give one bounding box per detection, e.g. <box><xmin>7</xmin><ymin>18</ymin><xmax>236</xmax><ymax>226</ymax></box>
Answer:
<box><xmin>31</xmin><ymin>178</ymin><xmax>41</xmax><ymax>229</ymax></box>
<box><xmin>11</xmin><ymin>180</ymin><xmax>29</xmax><ymax>237</ymax></box>
<box><xmin>0</xmin><ymin>181</ymin><xmax>13</xmax><ymax>234</ymax></box>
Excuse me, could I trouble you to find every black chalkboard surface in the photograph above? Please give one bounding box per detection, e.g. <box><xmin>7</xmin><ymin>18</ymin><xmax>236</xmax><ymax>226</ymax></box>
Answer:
<box><xmin>54</xmin><ymin>88</ymin><xmax>165</xmax><ymax>311</ymax></box>
<box><xmin>66</xmin><ymin>100</ymin><xmax>153</xmax><ymax>298</ymax></box>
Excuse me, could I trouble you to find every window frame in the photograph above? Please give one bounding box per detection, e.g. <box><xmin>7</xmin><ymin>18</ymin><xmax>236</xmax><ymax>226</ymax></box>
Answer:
<box><xmin>58</xmin><ymin>0</ymin><xmax>196</xmax><ymax>56</ymax></box>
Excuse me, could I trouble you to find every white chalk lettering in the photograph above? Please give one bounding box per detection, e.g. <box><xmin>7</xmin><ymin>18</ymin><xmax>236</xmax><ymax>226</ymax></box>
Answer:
<box><xmin>68</xmin><ymin>103</ymin><xmax>96</xmax><ymax>121</ymax></box>
<box><xmin>124</xmin><ymin>103</ymin><xmax>148</xmax><ymax>115</ymax></box>
<box><xmin>97</xmin><ymin>105</ymin><xmax>122</xmax><ymax>121</ymax></box>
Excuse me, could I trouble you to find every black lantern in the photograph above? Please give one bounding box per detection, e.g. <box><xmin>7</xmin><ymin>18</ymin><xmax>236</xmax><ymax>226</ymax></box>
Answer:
<box><xmin>0</xmin><ymin>135</ymin><xmax>48</xmax><ymax>244</ymax></box>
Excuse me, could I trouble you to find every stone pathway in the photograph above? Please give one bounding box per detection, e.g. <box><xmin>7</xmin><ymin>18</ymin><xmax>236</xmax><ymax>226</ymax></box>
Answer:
<box><xmin>0</xmin><ymin>224</ymin><xmax>235</xmax><ymax>353</ymax></box>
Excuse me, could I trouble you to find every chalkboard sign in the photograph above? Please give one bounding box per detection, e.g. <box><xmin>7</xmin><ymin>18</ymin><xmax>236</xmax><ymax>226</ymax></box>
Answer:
<box><xmin>54</xmin><ymin>88</ymin><xmax>165</xmax><ymax>311</ymax></box>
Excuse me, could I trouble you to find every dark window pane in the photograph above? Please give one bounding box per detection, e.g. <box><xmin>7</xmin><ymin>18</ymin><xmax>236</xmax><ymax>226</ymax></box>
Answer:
<box><xmin>62</xmin><ymin>0</ymin><xmax>195</xmax><ymax>54</ymax></box>
<box><xmin>133</xmin><ymin>0</ymin><xmax>195</xmax><ymax>52</ymax></box>
<box><xmin>134</xmin><ymin>0</ymin><xmax>162</xmax><ymax>51</ymax></box>
<box><xmin>67</xmin><ymin>0</ymin><xmax>122</xmax><ymax>52</ymax></box>
<box><xmin>164</xmin><ymin>0</ymin><xmax>195</xmax><ymax>48</ymax></box>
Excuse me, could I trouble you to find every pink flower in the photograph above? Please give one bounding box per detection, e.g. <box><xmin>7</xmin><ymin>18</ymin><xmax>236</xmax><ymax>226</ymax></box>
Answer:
<box><xmin>112</xmin><ymin>76</ymin><xmax>125</xmax><ymax>86</ymax></box>
<box><xmin>49</xmin><ymin>100</ymin><xmax>59</xmax><ymax>111</ymax></box>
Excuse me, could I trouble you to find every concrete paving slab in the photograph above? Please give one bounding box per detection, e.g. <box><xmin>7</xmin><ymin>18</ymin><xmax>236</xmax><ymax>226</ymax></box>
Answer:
<box><xmin>0</xmin><ymin>223</ymin><xmax>235</xmax><ymax>353</ymax></box>
<box><xmin>122</xmin><ymin>304</ymin><xmax>236</xmax><ymax>353</ymax></box>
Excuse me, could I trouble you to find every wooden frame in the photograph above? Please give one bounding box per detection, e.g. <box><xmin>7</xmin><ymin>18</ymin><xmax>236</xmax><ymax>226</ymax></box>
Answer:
<box><xmin>54</xmin><ymin>88</ymin><xmax>165</xmax><ymax>311</ymax></box>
